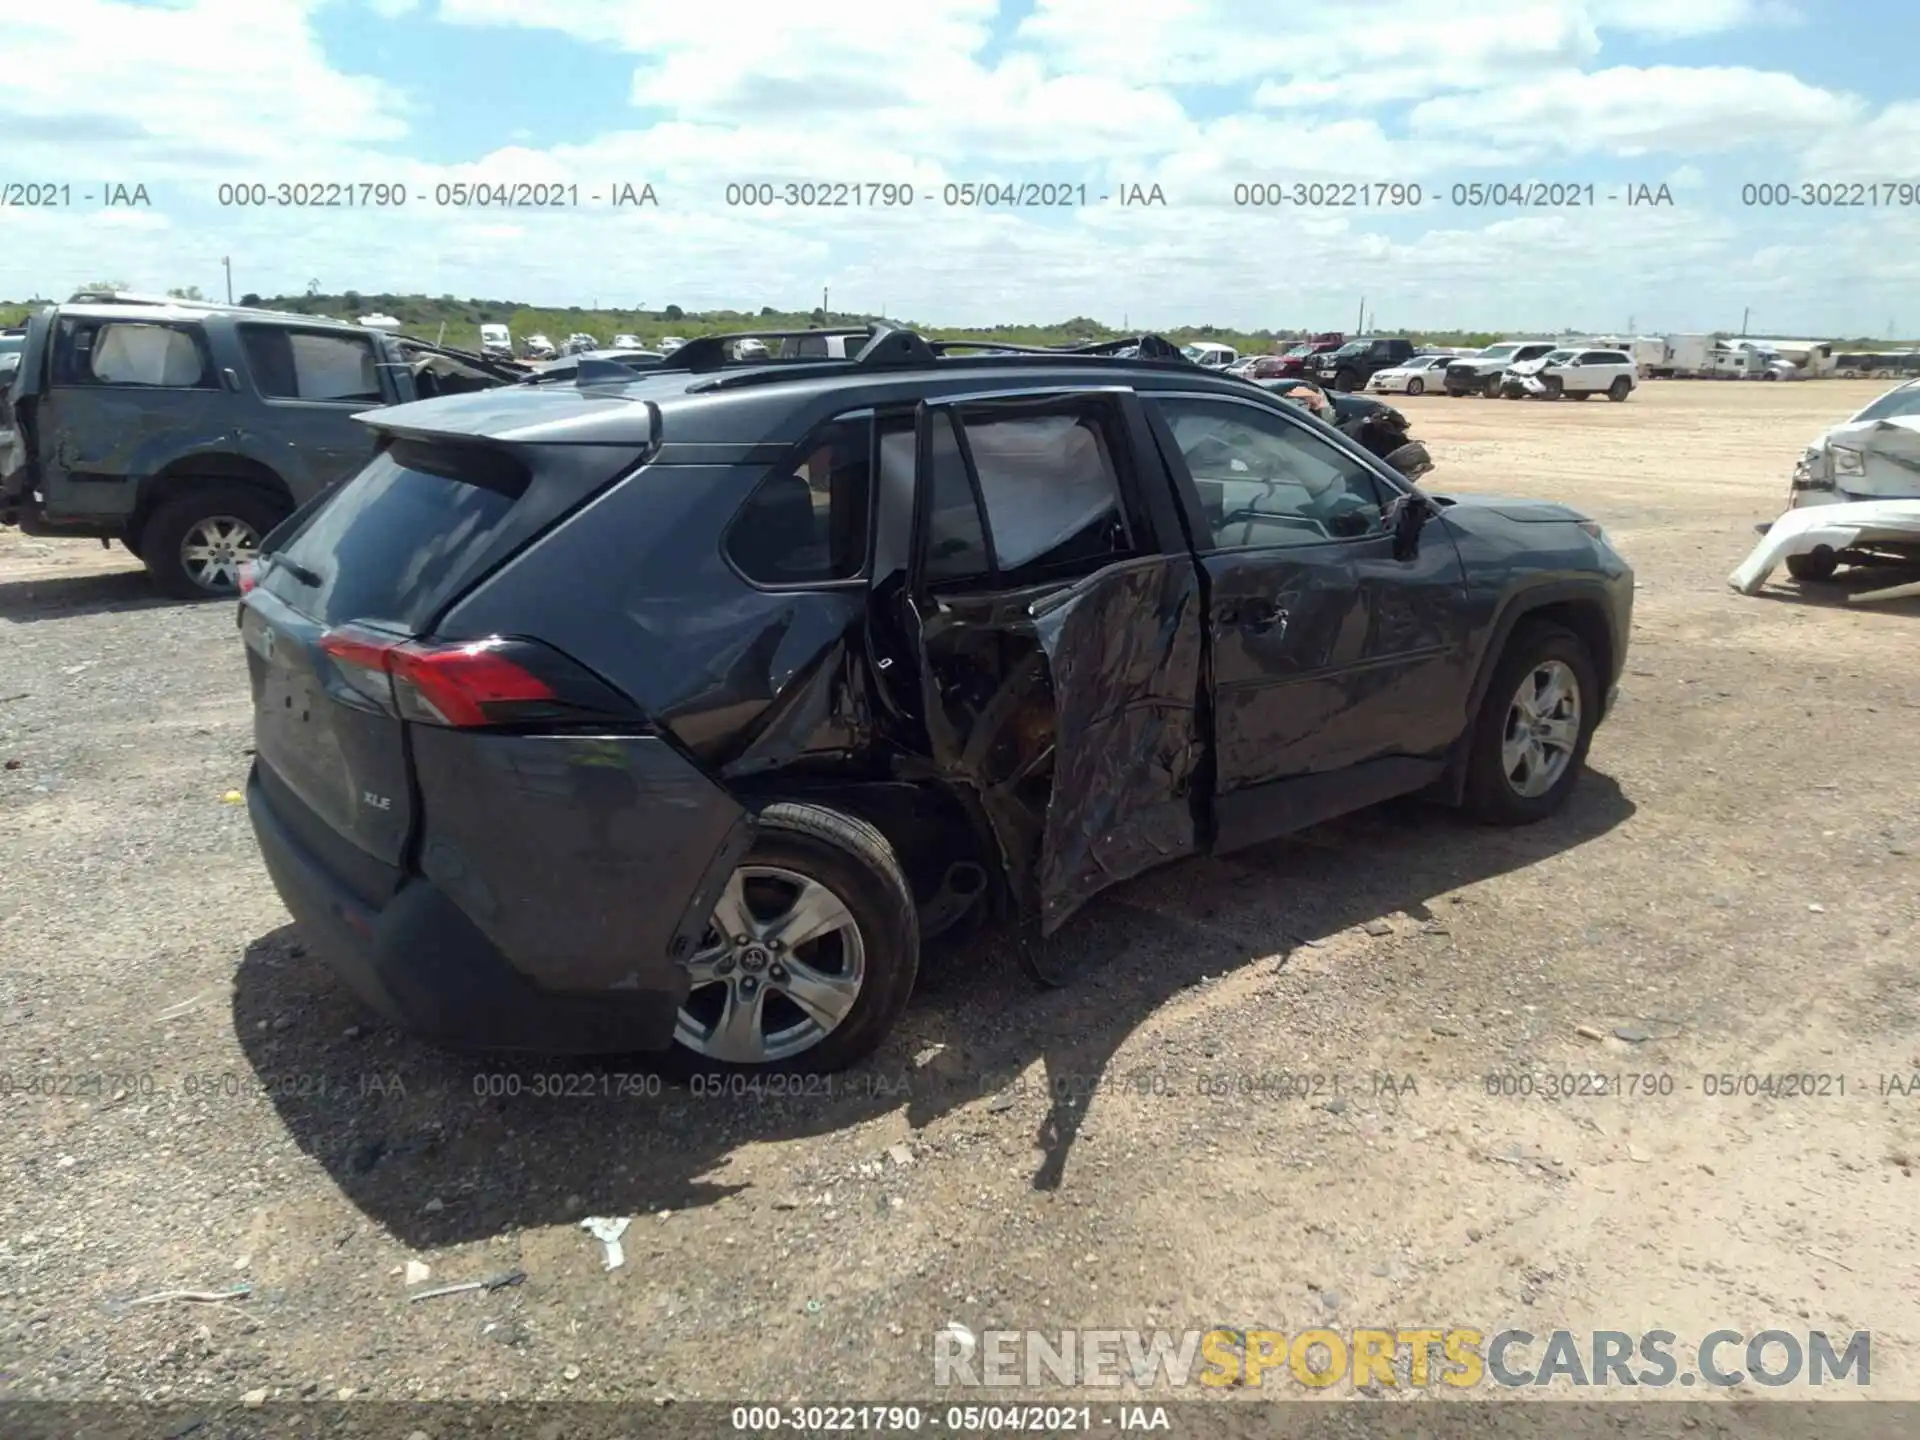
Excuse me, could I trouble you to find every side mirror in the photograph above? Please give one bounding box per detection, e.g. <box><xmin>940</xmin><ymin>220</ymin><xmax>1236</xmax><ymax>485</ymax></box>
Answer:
<box><xmin>1386</xmin><ymin>489</ymin><xmax>1432</xmax><ymax>560</ymax></box>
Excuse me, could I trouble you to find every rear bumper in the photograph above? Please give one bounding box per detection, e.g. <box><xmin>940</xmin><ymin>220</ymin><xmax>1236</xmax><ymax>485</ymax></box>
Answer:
<box><xmin>248</xmin><ymin>768</ymin><xmax>690</xmax><ymax>1054</ymax></box>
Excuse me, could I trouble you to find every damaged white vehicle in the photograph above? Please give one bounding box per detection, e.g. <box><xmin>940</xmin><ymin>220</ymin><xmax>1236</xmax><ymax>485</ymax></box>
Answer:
<box><xmin>1730</xmin><ymin>378</ymin><xmax>1920</xmax><ymax>591</ymax></box>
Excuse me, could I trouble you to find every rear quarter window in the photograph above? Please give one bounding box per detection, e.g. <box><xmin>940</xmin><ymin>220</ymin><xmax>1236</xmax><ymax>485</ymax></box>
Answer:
<box><xmin>724</xmin><ymin>415</ymin><xmax>872</xmax><ymax>585</ymax></box>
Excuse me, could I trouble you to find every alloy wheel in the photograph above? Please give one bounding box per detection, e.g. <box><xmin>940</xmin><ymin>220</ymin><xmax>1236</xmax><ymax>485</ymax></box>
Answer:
<box><xmin>1501</xmin><ymin>660</ymin><xmax>1581</xmax><ymax>798</ymax></box>
<box><xmin>675</xmin><ymin>865</ymin><xmax>867</xmax><ymax>1065</ymax></box>
<box><xmin>180</xmin><ymin>516</ymin><xmax>261</xmax><ymax>594</ymax></box>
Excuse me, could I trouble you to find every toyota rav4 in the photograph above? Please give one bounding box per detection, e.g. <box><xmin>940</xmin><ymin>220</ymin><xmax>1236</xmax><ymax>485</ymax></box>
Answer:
<box><xmin>238</xmin><ymin>326</ymin><xmax>1633</xmax><ymax>1074</ymax></box>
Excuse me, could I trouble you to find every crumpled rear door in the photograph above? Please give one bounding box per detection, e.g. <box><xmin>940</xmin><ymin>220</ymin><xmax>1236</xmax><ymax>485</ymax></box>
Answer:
<box><xmin>905</xmin><ymin>397</ymin><xmax>1205</xmax><ymax>933</ymax></box>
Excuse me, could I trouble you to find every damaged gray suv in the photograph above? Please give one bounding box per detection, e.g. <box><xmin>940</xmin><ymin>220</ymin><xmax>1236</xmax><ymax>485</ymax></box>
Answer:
<box><xmin>0</xmin><ymin>293</ymin><xmax>517</xmax><ymax>596</ymax></box>
<box><xmin>238</xmin><ymin>327</ymin><xmax>1633</xmax><ymax>1073</ymax></box>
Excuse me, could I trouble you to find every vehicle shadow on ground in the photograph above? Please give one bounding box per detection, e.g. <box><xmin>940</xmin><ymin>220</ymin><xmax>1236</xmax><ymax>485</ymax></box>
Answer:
<box><xmin>232</xmin><ymin>773</ymin><xmax>1634</xmax><ymax>1248</ymax></box>
<box><xmin>0</xmin><ymin>567</ymin><xmax>189</xmax><ymax>622</ymax></box>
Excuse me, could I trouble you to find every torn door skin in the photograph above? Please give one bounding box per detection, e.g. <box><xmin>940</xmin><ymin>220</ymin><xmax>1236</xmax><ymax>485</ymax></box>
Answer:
<box><xmin>915</xmin><ymin>554</ymin><xmax>1206</xmax><ymax>933</ymax></box>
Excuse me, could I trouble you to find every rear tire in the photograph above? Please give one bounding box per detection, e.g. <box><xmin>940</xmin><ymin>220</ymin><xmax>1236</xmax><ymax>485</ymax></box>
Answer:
<box><xmin>670</xmin><ymin>802</ymin><xmax>918</xmax><ymax>1075</ymax></box>
<box><xmin>1462</xmin><ymin>622</ymin><xmax>1599</xmax><ymax>825</ymax></box>
<box><xmin>142</xmin><ymin>485</ymin><xmax>290</xmax><ymax>599</ymax></box>
<box><xmin>1784</xmin><ymin>549</ymin><xmax>1839</xmax><ymax>583</ymax></box>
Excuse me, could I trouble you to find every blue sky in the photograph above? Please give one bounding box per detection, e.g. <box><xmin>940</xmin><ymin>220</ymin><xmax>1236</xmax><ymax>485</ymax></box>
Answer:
<box><xmin>2</xmin><ymin>0</ymin><xmax>1918</xmax><ymax>334</ymax></box>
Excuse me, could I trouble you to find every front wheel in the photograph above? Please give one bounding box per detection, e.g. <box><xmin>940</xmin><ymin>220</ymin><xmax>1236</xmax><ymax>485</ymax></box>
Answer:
<box><xmin>1607</xmin><ymin>377</ymin><xmax>1631</xmax><ymax>402</ymax></box>
<box><xmin>1463</xmin><ymin>623</ymin><xmax>1599</xmax><ymax>825</ymax></box>
<box><xmin>672</xmin><ymin>802</ymin><xmax>918</xmax><ymax>1074</ymax></box>
<box><xmin>1406</xmin><ymin>377</ymin><xmax>1425</xmax><ymax>396</ymax></box>
<box><xmin>1481</xmin><ymin>375</ymin><xmax>1502</xmax><ymax>398</ymax></box>
<box><xmin>142</xmin><ymin>486</ymin><xmax>291</xmax><ymax>599</ymax></box>
<box><xmin>1333</xmin><ymin>369</ymin><xmax>1359</xmax><ymax>393</ymax></box>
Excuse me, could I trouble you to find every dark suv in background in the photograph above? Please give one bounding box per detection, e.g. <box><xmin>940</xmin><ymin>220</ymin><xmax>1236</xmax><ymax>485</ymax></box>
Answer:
<box><xmin>0</xmin><ymin>294</ymin><xmax>517</xmax><ymax>596</ymax></box>
<box><xmin>238</xmin><ymin>326</ymin><xmax>1632</xmax><ymax>1074</ymax></box>
<box><xmin>1312</xmin><ymin>336</ymin><xmax>1417</xmax><ymax>392</ymax></box>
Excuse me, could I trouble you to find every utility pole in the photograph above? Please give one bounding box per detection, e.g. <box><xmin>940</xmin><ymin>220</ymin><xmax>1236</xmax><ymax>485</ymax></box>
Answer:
<box><xmin>822</xmin><ymin>285</ymin><xmax>829</xmax><ymax>315</ymax></box>
<box><xmin>1741</xmin><ymin>307</ymin><xmax>1749</xmax><ymax>336</ymax></box>
<box><xmin>222</xmin><ymin>256</ymin><xmax>232</xmax><ymax>304</ymax></box>
<box><xmin>1356</xmin><ymin>296</ymin><xmax>1366</xmax><ymax>334</ymax></box>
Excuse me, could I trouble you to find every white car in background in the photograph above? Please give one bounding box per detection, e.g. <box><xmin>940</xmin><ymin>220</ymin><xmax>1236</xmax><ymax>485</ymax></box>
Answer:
<box><xmin>658</xmin><ymin>336</ymin><xmax>687</xmax><ymax>354</ymax></box>
<box><xmin>611</xmin><ymin>333</ymin><xmax>643</xmax><ymax>349</ymax></box>
<box><xmin>1730</xmin><ymin>378</ymin><xmax>1920</xmax><ymax>589</ymax></box>
<box><xmin>1181</xmin><ymin>342</ymin><xmax>1238</xmax><ymax>370</ymax></box>
<box><xmin>1505</xmin><ymin>347</ymin><xmax>1638</xmax><ymax>401</ymax></box>
<box><xmin>1366</xmin><ymin>354</ymin><xmax>1453</xmax><ymax>396</ymax></box>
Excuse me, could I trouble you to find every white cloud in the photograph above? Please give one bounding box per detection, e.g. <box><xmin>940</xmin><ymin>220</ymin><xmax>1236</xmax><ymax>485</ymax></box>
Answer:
<box><xmin>0</xmin><ymin>0</ymin><xmax>1912</xmax><ymax>333</ymax></box>
<box><xmin>0</xmin><ymin>0</ymin><xmax>408</xmax><ymax>172</ymax></box>
<box><xmin>1410</xmin><ymin>66</ymin><xmax>1863</xmax><ymax>158</ymax></box>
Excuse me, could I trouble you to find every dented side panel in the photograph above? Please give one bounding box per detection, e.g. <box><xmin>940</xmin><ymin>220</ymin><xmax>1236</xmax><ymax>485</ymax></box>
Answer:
<box><xmin>912</xmin><ymin>556</ymin><xmax>1205</xmax><ymax>932</ymax></box>
<box><xmin>912</xmin><ymin>586</ymin><xmax>1059</xmax><ymax>913</ymax></box>
<box><xmin>1032</xmin><ymin>554</ymin><xmax>1204</xmax><ymax>932</ymax></box>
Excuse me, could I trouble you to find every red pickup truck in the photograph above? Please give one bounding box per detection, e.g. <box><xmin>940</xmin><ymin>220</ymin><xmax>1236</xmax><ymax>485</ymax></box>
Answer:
<box><xmin>1250</xmin><ymin>333</ymin><xmax>1344</xmax><ymax>379</ymax></box>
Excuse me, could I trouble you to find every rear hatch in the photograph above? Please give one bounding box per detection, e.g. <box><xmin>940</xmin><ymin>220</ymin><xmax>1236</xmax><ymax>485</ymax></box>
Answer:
<box><xmin>239</xmin><ymin>387</ymin><xmax>658</xmax><ymax>902</ymax></box>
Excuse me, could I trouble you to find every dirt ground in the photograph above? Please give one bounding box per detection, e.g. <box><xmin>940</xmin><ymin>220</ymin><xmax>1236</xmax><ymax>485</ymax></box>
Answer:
<box><xmin>3</xmin><ymin>380</ymin><xmax>1918</xmax><ymax>1422</ymax></box>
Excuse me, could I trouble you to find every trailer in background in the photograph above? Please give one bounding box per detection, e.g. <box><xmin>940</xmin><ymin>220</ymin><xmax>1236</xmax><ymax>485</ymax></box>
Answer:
<box><xmin>1650</xmin><ymin>334</ymin><xmax>1711</xmax><ymax>378</ymax></box>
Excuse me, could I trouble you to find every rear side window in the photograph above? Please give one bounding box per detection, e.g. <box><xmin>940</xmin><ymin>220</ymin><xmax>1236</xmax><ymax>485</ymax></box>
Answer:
<box><xmin>54</xmin><ymin>319</ymin><xmax>214</xmax><ymax>389</ymax></box>
<box><xmin>725</xmin><ymin>415</ymin><xmax>872</xmax><ymax>585</ymax></box>
<box><xmin>959</xmin><ymin>403</ymin><xmax>1132</xmax><ymax>582</ymax></box>
<box><xmin>265</xmin><ymin>441</ymin><xmax>527</xmax><ymax>629</ymax></box>
<box><xmin>240</xmin><ymin>325</ymin><xmax>383</xmax><ymax>402</ymax></box>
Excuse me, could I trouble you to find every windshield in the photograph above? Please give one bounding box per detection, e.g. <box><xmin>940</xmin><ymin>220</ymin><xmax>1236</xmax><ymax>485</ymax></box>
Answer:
<box><xmin>1478</xmin><ymin>344</ymin><xmax>1521</xmax><ymax>360</ymax></box>
<box><xmin>1331</xmin><ymin>341</ymin><xmax>1367</xmax><ymax>356</ymax></box>
<box><xmin>1282</xmin><ymin>343</ymin><xmax>1317</xmax><ymax>357</ymax></box>
<box><xmin>1539</xmin><ymin>350</ymin><xmax>1577</xmax><ymax>363</ymax></box>
<box><xmin>1853</xmin><ymin>383</ymin><xmax>1920</xmax><ymax>423</ymax></box>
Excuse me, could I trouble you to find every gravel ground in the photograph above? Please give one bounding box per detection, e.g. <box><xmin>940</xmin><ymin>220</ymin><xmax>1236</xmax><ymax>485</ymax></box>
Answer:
<box><xmin>2</xmin><ymin>380</ymin><xmax>1918</xmax><ymax>1420</ymax></box>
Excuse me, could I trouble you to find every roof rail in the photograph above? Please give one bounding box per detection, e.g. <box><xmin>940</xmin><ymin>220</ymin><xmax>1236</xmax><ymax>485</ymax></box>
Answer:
<box><xmin>929</xmin><ymin>333</ymin><xmax>1190</xmax><ymax>362</ymax></box>
<box><xmin>656</xmin><ymin>324</ymin><xmax>939</xmax><ymax>373</ymax></box>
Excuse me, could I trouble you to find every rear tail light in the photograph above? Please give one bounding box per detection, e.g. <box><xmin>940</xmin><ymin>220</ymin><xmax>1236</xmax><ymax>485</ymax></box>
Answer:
<box><xmin>317</xmin><ymin>627</ymin><xmax>633</xmax><ymax>728</ymax></box>
<box><xmin>237</xmin><ymin>560</ymin><xmax>257</xmax><ymax>594</ymax></box>
<box><xmin>388</xmin><ymin>641</ymin><xmax>556</xmax><ymax>726</ymax></box>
